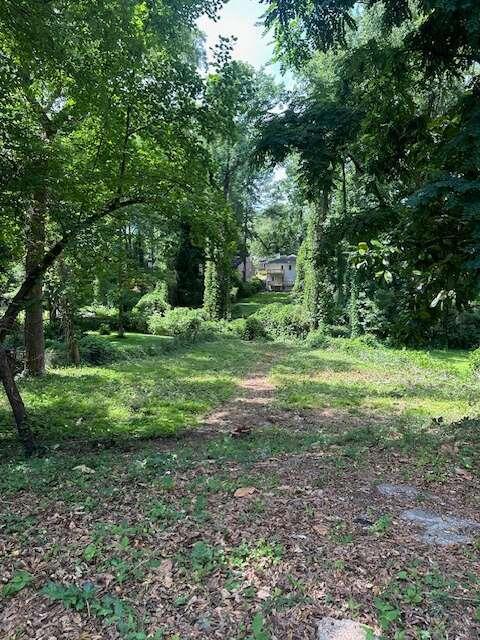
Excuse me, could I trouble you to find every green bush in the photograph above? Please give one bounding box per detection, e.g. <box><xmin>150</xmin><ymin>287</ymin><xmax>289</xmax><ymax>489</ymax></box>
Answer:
<box><xmin>235</xmin><ymin>277</ymin><xmax>264</xmax><ymax>301</ymax></box>
<box><xmin>98</xmin><ymin>323</ymin><xmax>111</xmax><ymax>335</ymax></box>
<box><xmin>252</xmin><ymin>303</ymin><xmax>309</xmax><ymax>340</ymax></box>
<box><xmin>148</xmin><ymin>307</ymin><xmax>203</xmax><ymax>342</ymax></box>
<box><xmin>328</xmin><ymin>334</ymin><xmax>382</xmax><ymax>352</ymax></box>
<box><xmin>305</xmin><ymin>328</ymin><xmax>329</xmax><ymax>348</ymax></box>
<box><xmin>327</xmin><ymin>324</ymin><xmax>350</xmax><ymax>339</ymax></box>
<box><xmin>132</xmin><ymin>284</ymin><xmax>170</xmax><ymax>332</ymax></box>
<box><xmin>470</xmin><ymin>348</ymin><xmax>480</xmax><ymax>377</ymax></box>
<box><xmin>78</xmin><ymin>335</ymin><xmax>119</xmax><ymax>365</ymax></box>
<box><xmin>230</xmin><ymin>316</ymin><xmax>266</xmax><ymax>341</ymax></box>
<box><xmin>199</xmin><ymin>319</ymin><xmax>230</xmax><ymax>341</ymax></box>
<box><xmin>77</xmin><ymin>305</ymin><xmax>118</xmax><ymax>332</ymax></box>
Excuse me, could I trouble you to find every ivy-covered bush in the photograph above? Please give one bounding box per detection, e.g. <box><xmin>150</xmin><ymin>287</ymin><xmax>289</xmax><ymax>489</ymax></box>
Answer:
<box><xmin>252</xmin><ymin>303</ymin><xmax>309</xmax><ymax>340</ymax></box>
<box><xmin>148</xmin><ymin>307</ymin><xmax>203</xmax><ymax>341</ymax></box>
<box><xmin>327</xmin><ymin>324</ymin><xmax>351</xmax><ymax>338</ymax></box>
<box><xmin>230</xmin><ymin>316</ymin><xmax>266</xmax><ymax>341</ymax></box>
<box><xmin>131</xmin><ymin>284</ymin><xmax>170</xmax><ymax>332</ymax></box>
<box><xmin>77</xmin><ymin>305</ymin><xmax>118</xmax><ymax>332</ymax></box>
<box><xmin>78</xmin><ymin>335</ymin><xmax>119</xmax><ymax>365</ymax></box>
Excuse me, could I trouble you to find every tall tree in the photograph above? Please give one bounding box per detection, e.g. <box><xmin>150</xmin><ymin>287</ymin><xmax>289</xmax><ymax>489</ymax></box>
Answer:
<box><xmin>0</xmin><ymin>0</ymin><xmax>228</xmax><ymax>453</ymax></box>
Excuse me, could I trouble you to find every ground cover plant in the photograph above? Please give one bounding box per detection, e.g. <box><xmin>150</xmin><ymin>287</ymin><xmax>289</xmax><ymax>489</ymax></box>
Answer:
<box><xmin>0</xmin><ymin>338</ymin><xmax>274</xmax><ymax>455</ymax></box>
<box><xmin>1</xmin><ymin>337</ymin><xmax>479</xmax><ymax>639</ymax></box>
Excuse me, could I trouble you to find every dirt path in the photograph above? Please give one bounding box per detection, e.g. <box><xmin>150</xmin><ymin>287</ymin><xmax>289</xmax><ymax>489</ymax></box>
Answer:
<box><xmin>198</xmin><ymin>347</ymin><xmax>291</xmax><ymax>437</ymax></box>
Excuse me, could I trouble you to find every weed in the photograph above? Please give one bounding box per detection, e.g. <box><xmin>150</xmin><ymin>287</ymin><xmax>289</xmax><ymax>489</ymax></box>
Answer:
<box><xmin>1</xmin><ymin>571</ymin><xmax>34</xmax><ymax>597</ymax></box>
<box><xmin>247</xmin><ymin>612</ymin><xmax>271</xmax><ymax>640</ymax></box>
<box><xmin>149</xmin><ymin>500</ymin><xmax>183</xmax><ymax>525</ymax></box>
<box><xmin>370</xmin><ymin>515</ymin><xmax>393</xmax><ymax>536</ymax></box>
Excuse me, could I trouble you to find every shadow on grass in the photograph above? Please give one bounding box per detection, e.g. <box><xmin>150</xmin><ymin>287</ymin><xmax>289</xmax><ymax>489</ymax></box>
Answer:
<box><xmin>0</xmin><ymin>338</ymin><xmax>289</xmax><ymax>459</ymax></box>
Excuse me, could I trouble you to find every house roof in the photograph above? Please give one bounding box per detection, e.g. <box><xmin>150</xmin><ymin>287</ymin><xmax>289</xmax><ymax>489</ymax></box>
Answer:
<box><xmin>265</xmin><ymin>254</ymin><xmax>296</xmax><ymax>265</ymax></box>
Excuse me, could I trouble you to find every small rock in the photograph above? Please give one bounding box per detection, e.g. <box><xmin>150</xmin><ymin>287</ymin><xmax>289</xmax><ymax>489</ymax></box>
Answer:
<box><xmin>401</xmin><ymin>509</ymin><xmax>480</xmax><ymax>545</ymax></box>
<box><xmin>377</xmin><ymin>483</ymin><xmax>421</xmax><ymax>499</ymax></box>
<box><xmin>353</xmin><ymin>517</ymin><xmax>374</xmax><ymax>527</ymax></box>
<box><xmin>317</xmin><ymin>617</ymin><xmax>378</xmax><ymax>640</ymax></box>
<box><xmin>234</xmin><ymin>486</ymin><xmax>257</xmax><ymax>498</ymax></box>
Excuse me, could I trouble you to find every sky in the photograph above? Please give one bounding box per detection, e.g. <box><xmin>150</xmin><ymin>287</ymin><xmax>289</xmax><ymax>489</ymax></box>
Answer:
<box><xmin>198</xmin><ymin>1</ymin><xmax>289</xmax><ymax>183</ymax></box>
<box><xmin>198</xmin><ymin>0</ymin><xmax>277</xmax><ymax>73</ymax></box>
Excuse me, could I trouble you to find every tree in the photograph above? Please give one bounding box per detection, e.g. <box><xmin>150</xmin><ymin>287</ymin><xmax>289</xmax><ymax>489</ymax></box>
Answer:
<box><xmin>260</xmin><ymin>0</ymin><xmax>480</xmax><ymax>341</ymax></box>
<box><xmin>0</xmin><ymin>0</ymin><xmax>229</xmax><ymax>453</ymax></box>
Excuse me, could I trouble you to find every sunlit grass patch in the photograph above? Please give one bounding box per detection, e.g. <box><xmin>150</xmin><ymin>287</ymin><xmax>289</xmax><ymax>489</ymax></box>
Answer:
<box><xmin>271</xmin><ymin>342</ymin><xmax>478</xmax><ymax>423</ymax></box>
<box><xmin>0</xmin><ymin>338</ymin><xmax>273</xmax><ymax>453</ymax></box>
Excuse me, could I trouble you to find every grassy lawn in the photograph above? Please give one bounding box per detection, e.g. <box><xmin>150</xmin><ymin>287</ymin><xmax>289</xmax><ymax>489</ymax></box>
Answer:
<box><xmin>272</xmin><ymin>342</ymin><xmax>479</xmax><ymax>423</ymax></box>
<box><xmin>95</xmin><ymin>332</ymin><xmax>174</xmax><ymax>348</ymax></box>
<box><xmin>231</xmin><ymin>291</ymin><xmax>292</xmax><ymax>318</ymax></box>
<box><xmin>0</xmin><ymin>337</ymin><xmax>274</xmax><ymax>455</ymax></box>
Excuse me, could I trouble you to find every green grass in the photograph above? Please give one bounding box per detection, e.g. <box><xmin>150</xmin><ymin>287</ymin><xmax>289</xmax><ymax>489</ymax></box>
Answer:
<box><xmin>231</xmin><ymin>292</ymin><xmax>292</xmax><ymax>319</ymax></box>
<box><xmin>0</xmin><ymin>336</ymin><xmax>478</xmax><ymax>640</ymax></box>
<box><xmin>94</xmin><ymin>332</ymin><xmax>174</xmax><ymax>348</ymax></box>
<box><xmin>0</xmin><ymin>338</ymin><xmax>274</xmax><ymax>455</ymax></box>
<box><xmin>272</xmin><ymin>342</ymin><xmax>478</xmax><ymax>422</ymax></box>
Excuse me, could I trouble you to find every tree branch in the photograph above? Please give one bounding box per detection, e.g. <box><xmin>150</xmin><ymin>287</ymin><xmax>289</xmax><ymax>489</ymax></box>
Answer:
<box><xmin>0</xmin><ymin>196</ymin><xmax>145</xmax><ymax>343</ymax></box>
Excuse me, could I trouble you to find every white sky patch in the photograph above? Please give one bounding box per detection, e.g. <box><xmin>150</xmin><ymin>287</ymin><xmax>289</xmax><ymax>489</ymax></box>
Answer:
<box><xmin>198</xmin><ymin>0</ymin><xmax>275</xmax><ymax>70</ymax></box>
<box><xmin>273</xmin><ymin>166</ymin><xmax>287</xmax><ymax>182</ymax></box>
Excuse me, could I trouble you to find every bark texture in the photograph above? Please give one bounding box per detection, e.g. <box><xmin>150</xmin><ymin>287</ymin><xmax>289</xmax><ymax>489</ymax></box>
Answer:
<box><xmin>24</xmin><ymin>193</ymin><xmax>46</xmax><ymax>376</ymax></box>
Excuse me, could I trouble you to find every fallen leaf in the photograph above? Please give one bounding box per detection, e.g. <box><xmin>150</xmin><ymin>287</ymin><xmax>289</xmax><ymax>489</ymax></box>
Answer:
<box><xmin>159</xmin><ymin>559</ymin><xmax>173</xmax><ymax>588</ymax></box>
<box><xmin>313</xmin><ymin>524</ymin><xmax>329</xmax><ymax>536</ymax></box>
<box><xmin>73</xmin><ymin>465</ymin><xmax>95</xmax><ymax>474</ymax></box>
<box><xmin>257</xmin><ymin>587</ymin><xmax>271</xmax><ymax>600</ymax></box>
<box><xmin>455</xmin><ymin>467</ymin><xmax>474</xmax><ymax>481</ymax></box>
<box><xmin>234</xmin><ymin>486</ymin><xmax>257</xmax><ymax>498</ymax></box>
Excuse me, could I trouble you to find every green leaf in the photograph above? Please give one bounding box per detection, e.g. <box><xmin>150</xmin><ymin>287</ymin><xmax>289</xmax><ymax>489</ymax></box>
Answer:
<box><xmin>83</xmin><ymin>543</ymin><xmax>98</xmax><ymax>562</ymax></box>
<box><xmin>358</xmin><ymin>242</ymin><xmax>369</xmax><ymax>255</ymax></box>
<box><xmin>384</xmin><ymin>271</ymin><xmax>393</xmax><ymax>284</ymax></box>
<box><xmin>251</xmin><ymin>612</ymin><xmax>270</xmax><ymax>640</ymax></box>
<box><xmin>1</xmin><ymin>571</ymin><xmax>34</xmax><ymax>597</ymax></box>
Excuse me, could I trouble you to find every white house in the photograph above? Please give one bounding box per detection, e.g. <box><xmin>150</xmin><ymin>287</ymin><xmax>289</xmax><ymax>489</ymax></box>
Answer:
<box><xmin>265</xmin><ymin>255</ymin><xmax>296</xmax><ymax>291</ymax></box>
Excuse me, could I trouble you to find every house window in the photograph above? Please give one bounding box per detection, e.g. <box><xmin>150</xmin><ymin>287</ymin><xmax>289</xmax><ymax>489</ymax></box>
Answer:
<box><xmin>288</xmin><ymin>265</ymin><xmax>292</xmax><ymax>271</ymax></box>
<box><xmin>281</xmin><ymin>265</ymin><xmax>284</xmax><ymax>270</ymax></box>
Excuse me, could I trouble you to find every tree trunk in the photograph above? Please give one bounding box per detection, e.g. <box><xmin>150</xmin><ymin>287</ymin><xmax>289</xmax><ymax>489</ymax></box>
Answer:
<box><xmin>307</xmin><ymin>188</ymin><xmax>330</xmax><ymax>330</ymax></box>
<box><xmin>336</xmin><ymin>160</ymin><xmax>348</xmax><ymax>312</ymax></box>
<box><xmin>61</xmin><ymin>299</ymin><xmax>80</xmax><ymax>366</ymax></box>
<box><xmin>0</xmin><ymin>348</ymin><xmax>35</xmax><ymax>456</ymax></box>
<box><xmin>24</xmin><ymin>193</ymin><xmax>46</xmax><ymax>376</ymax></box>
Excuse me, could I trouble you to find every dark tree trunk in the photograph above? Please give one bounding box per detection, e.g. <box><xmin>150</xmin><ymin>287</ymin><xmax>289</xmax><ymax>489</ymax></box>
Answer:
<box><xmin>309</xmin><ymin>188</ymin><xmax>330</xmax><ymax>330</ymax></box>
<box><xmin>336</xmin><ymin>159</ymin><xmax>348</xmax><ymax>311</ymax></box>
<box><xmin>61</xmin><ymin>299</ymin><xmax>80</xmax><ymax>366</ymax></box>
<box><xmin>24</xmin><ymin>193</ymin><xmax>46</xmax><ymax>376</ymax></box>
<box><xmin>0</xmin><ymin>348</ymin><xmax>35</xmax><ymax>456</ymax></box>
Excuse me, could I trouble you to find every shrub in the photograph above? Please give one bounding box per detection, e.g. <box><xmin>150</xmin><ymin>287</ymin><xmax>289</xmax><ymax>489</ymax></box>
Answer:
<box><xmin>98</xmin><ymin>323</ymin><xmax>111</xmax><ymax>335</ymax></box>
<box><xmin>148</xmin><ymin>307</ymin><xmax>203</xmax><ymax>342</ymax></box>
<box><xmin>470</xmin><ymin>348</ymin><xmax>480</xmax><ymax>377</ymax></box>
<box><xmin>230</xmin><ymin>316</ymin><xmax>266</xmax><ymax>341</ymax></box>
<box><xmin>198</xmin><ymin>320</ymin><xmax>230</xmax><ymax>341</ymax></box>
<box><xmin>327</xmin><ymin>334</ymin><xmax>382</xmax><ymax>352</ymax></box>
<box><xmin>305</xmin><ymin>328</ymin><xmax>329</xmax><ymax>348</ymax></box>
<box><xmin>134</xmin><ymin>283</ymin><xmax>170</xmax><ymax>315</ymax></box>
<box><xmin>235</xmin><ymin>277</ymin><xmax>264</xmax><ymax>300</ymax></box>
<box><xmin>77</xmin><ymin>305</ymin><xmax>118</xmax><ymax>332</ymax></box>
<box><xmin>327</xmin><ymin>324</ymin><xmax>350</xmax><ymax>339</ymax></box>
<box><xmin>252</xmin><ymin>303</ymin><xmax>309</xmax><ymax>340</ymax></box>
<box><xmin>78</xmin><ymin>335</ymin><xmax>118</xmax><ymax>365</ymax></box>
